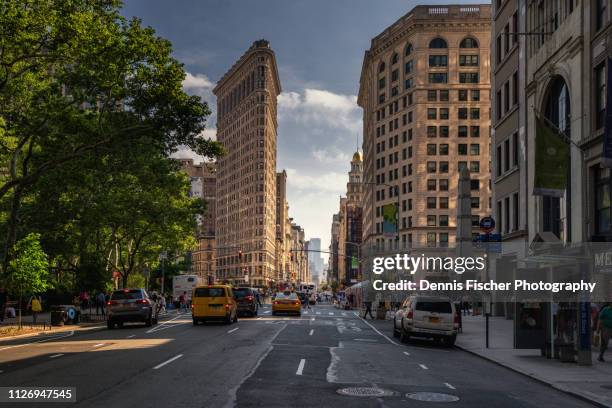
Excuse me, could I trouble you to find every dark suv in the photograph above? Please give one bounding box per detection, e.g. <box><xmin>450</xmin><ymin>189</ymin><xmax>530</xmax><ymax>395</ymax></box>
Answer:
<box><xmin>107</xmin><ymin>288</ymin><xmax>156</xmax><ymax>328</ymax></box>
<box><xmin>234</xmin><ymin>287</ymin><xmax>258</xmax><ymax>317</ymax></box>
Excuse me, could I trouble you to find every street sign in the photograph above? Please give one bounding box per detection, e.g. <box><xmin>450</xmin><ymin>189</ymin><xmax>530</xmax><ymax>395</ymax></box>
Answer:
<box><xmin>479</xmin><ymin>217</ymin><xmax>495</xmax><ymax>233</ymax></box>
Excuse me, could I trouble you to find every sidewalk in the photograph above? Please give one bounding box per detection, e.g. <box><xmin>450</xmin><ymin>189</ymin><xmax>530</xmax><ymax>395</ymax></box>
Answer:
<box><xmin>457</xmin><ymin>315</ymin><xmax>612</xmax><ymax>407</ymax></box>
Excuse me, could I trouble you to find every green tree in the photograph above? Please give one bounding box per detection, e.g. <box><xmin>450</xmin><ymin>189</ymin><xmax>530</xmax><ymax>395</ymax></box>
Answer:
<box><xmin>7</xmin><ymin>233</ymin><xmax>51</xmax><ymax>327</ymax></box>
<box><xmin>0</xmin><ymin>0</ymin><xmax>222</xmax><ymax>274</ymax></box>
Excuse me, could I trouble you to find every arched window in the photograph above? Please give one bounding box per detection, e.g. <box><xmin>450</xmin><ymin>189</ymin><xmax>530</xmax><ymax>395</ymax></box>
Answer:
<box><xmin>544</xmin><ymin>76</ymin><xmax>570</xmax><ymax>137</ymax></box>
<box><xmin>391</xmin><ymin>52</ymin><xmax>399</xmax><ymax>65</ymax></box>
<box><xmin>429</xmin><ymin>37</ymin><xmax>447</xmax><ymax>49</ymax></box>
<box><xmin>378</xmin><ymin>61</ymin><xmax>386</xmax><ymax>73</ymax></box>
<box><xmin>405</xmin><ymin>43</ymin><xmax>413</xmax><ymax>56</ymax></box>
<box><xmin>460</xmin><ymin>37</ymin><xmax>479</xmax><ymax>48</ymax></box>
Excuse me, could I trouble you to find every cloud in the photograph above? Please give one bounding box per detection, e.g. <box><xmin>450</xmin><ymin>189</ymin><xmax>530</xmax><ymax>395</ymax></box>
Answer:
<box><xmin>183</xmin><ymin>72</ymin><xmax>215</xmax><ymax>90</ymax></box>
<box><xmin>285</xmin><ymin>168</ymin><xmax>347</xmax><ymax>193</ymax></box>
<box><xmin>278</xmin><ymin>88</ymin><xmax>361</xmax><ymax>133</ymax></box>
<box><xmin>312</xmin><ymin>147</ymin><xmax>350</xmax><ymax>164</ymax></box>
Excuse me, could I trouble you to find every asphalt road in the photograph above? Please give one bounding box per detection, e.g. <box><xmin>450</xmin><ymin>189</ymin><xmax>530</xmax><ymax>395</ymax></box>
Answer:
<box><xmin>0</xmin><ymin>304</ymin><xmax>597</xmax><ymax>407</ymax></box>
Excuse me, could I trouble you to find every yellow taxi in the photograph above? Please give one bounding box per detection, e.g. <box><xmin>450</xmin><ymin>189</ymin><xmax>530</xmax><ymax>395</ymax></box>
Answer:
<box><xmin>191</xmin><ymin>285</ymin><xmax>238</xmax><ymax>325</ymax></box>
<box><xmin>272</xmin><ymin>291</ymin><xmax>301</xmax><ymax>316</ymax></box>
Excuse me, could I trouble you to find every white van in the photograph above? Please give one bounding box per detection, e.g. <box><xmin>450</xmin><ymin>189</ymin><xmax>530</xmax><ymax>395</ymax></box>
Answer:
<box><xmin>392</xmin><ymin>295</ymin><xmax>458</xmax><ymax>346</ymax></box>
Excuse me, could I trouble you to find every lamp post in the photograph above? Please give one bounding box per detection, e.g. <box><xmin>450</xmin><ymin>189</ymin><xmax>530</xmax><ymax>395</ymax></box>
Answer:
<box><xmin>159</xmin><ymin>251</ymin><xmax>167</xmax><ymax>295</ymax></box>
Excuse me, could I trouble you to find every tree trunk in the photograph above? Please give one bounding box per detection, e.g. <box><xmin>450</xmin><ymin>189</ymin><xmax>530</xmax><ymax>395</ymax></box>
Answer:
<box><xmin>2</xmin><ymin>186</ymin><xmax>24</xmax><ymax>276</ymax></box>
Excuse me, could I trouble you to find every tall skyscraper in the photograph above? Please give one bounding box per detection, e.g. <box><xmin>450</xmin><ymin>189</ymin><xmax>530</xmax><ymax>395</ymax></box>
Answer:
<box><xmin>307</xmin><ymin>238</ymin><xmax>324</xmax><ymax>284</ymax></box>
<box><xmin>358</xmin><ymin>5</ymin><xmax>492</xmax><ymax>252</ymax></box>
<box><xmin>213</xmin><ymin>40</ymin><xmax>281</xmax><ymax>287</ymax></box>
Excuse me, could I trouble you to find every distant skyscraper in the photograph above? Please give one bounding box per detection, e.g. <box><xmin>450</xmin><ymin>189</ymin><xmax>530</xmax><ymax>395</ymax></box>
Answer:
<box><xmin>213</xmin><ymin>40</ymin><xmax>281</xmax><ymax>287</ymax></box>
<box><xmin>307</xmin><ymin>238</ymin><xmax>324</xmax><ymax>283</ymax></box>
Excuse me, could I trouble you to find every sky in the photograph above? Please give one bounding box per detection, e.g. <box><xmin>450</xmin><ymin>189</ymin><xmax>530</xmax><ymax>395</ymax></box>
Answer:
<box><xmin>122</xmin><ymin>0</ymin><xmax>481</xmax><ymax>251</ymax></box>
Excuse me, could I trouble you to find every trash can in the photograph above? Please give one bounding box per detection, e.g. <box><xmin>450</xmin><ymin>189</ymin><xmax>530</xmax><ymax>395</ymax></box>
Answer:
<box><xmin>50</xmin><ymin>309</ymin><xmax>65</xmax><ymax>326</ymax></box>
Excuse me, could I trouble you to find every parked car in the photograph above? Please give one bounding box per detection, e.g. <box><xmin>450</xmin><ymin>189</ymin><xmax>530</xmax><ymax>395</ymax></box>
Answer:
<box><xmin>107</xmin><ymin>288</ymin><xmax>156</xmax><ymax>329</ymax></box>
<box><xmin>392</xmin><ymin>295</ymin><xmax>458</xmax><ymax>346</ymax></box>
<box><xmin>191</xmin><ymin>285</ymin><xmax>238</xmax><ymax>325</ymax></box>
<box><xmin>234</xmin><ymin>287</ymin><xmax>259</xmax><ymax>317</ymax></box>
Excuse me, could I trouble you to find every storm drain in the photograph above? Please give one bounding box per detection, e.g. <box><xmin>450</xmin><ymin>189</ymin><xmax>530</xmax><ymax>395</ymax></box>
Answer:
<box><xmin>336</xmin><ymin>387</ymin><xmax>395</xmax><ymax>397</ymax></box>
<box><xmin>406</xmin><ymin>392</ymin><xmax>459</xmax><ymax>402</ymax></box>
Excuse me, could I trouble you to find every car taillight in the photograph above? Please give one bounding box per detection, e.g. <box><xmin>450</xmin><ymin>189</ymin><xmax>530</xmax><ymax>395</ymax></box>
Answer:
<box><xmin>246</xmin><ymin>296</ymin><xmax>254</xmax><ymax>301</ymax></box>
<box><xmin>407</xmin><ymin>310</ymin><xmax>413</xmax><ymax>319</ymax></box>
<box><xmin>294</xmin><ymin>301</ymin><xmax>300</xmax><ymax>305</ymax></box>
<box><xmin>273</xmin><ymin>301</ymin><xmax>279</xmax><ymax>305</ymax></box>
<box><xmin>136</xmin><ymin>299</ymin><xmax>150</xmax><ymax>305</ymax></box>
<box><xmin>108</xmin><ymin>300</ymin><xmax>118</xmax><ymax>306</ymax></box>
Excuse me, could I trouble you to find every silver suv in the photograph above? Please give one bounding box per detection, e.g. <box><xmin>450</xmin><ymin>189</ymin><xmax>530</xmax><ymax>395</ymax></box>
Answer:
<box><xmin>392</xmin><ymin>295</ymin><xmax>458</xmax><ymax>346</ymax></box>
<box><xmin>107</xmin><ymin>288</ymin><xmax>156</xmax><ymax>329</ymax></box>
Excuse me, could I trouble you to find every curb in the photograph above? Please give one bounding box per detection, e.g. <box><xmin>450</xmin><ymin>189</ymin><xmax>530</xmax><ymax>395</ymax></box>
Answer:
<box><xmin>0</xmin><ymin>323</ymin><xmax>106</xmax><ymax>342</ymax></box>
<box><xmin>455</xmin><ymin>343</ymin><xmax>612</xmax><ymax>408</ymax></box>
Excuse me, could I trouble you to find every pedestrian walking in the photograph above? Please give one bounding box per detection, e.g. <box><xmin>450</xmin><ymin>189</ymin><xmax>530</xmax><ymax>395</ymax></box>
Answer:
<box><xmin>0</xmin><ymin>288</ymin><xmax>7</xmax><ymax>323</ymax></box>
<box><xmin>598</xmin><ymin>303</ymin><xmax>612</xmax><ymax>362</ymax></box>
<box><xmin>362</xmin><ymin>300</ymin><xmax>374</xmax><ymax>319</ymax></box>
<box><xmin>256</xmin><ymin>291</ymin><xmax>262</xmax><ymax>307</ymax></box>
<box><xmin>96</xmin><ymin>291</ymin><xmax>106</xmax><ymax>316</ymax></box>
<box><xmin>28</xmin><ymin>295</ymin><xmax>42</xmax><ymax>324</ymax></box>
<box><xmin>179</xmin><ymin>291</ymin><xmax>187</xmax><ymax>313</ymax></box>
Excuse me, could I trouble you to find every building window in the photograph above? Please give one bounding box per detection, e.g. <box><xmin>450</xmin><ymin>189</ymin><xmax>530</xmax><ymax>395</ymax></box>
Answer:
<box><xmin>460</xmin><ymin>72</ymin><xmax>479</xmax><ymax>83</ymax></box>
<box><xmin>459</xmin><ymin>89</ymin><xmax>468</xmax><ymax>101</ymax></box>
<box><xmin>597</xmin><ymin>0</ymin><xmax>607</xmax><ymax>31</ymax></box>
<box><xmin>471</xmin><ymin>126</ymin><xmax>480</xmax><ymax>137</ymax></box>
<box><xmin>496</xmin><ymin>145</ymin><xmax>502</xmax><ymax>176</ymax></box>
<box><xmin>427</xmin><ymin>197</ymin><xmax>437</xmax><ymax>209</ymax></box>
<box><xmin>391</xmin><ymin>69</ymin><xmax>399</xmax><ymax>82</ymax></box>
<box><xmin>405</xmin><ymin>78</ymin><xmax>414</xmax><ymax>89</ymax></box>
<box><xmin>427</xmin><ymin>232</ymin><xmax>437</xmax><ymax>247</ymax></box>
<box><xmin>596</xmin><ymin>63</ymin><xmax>606</xmax><ymax>130</ymax></box>
<box><xmin>439</xmin><ymin>179</ymin><xmax>449</xmax><ymax>191</ymax></box>
<box><xmin>427</xmin><ymin>161</ymin><xmax>437</xmax><ymax>173</ymax></box>
<box><xmin>405</xmin><ymin>60</ymin><xmax>414</xmax><ymax>74</ymax></box>
<box><xmin>458</xmin><ymin>144</ymin><xmax>468</xmax><ymax>155</ymax></box>
<box><xmin>439</xmin><ymin>108</ymin><xmax>449</xmax><ymax>120</ymax></box>
<box><xmin>512</xmin><ymin>132</ymin><xmax>518</xmax><ymax>166</ymax></box>
<box><xmin>379</xmin><ymin>61</ymin><xmax>386</xmax><ymax>73</ymax></box>
<box><xmin>460</xmin><ymin>37</ymin><xmax>479</xmax><ymax>48</ymax></box>
<box><xmin>439</xmin><ymin>233</ymin><xmax>449</xmax><ymax>247</ymax></box>
<box><xmin>471</xmin><ymin>108</ymin><xmax>480</xmax><ymax>119</ymax></box>
<box><xmin>428</xmin><ymin>90</ymin><xmax>437</xmax><ymax>101</ymax></box>
<box><xmin>429</xmin><ymin>73</ymin><xmax>448</xmax><ymax>83</ymax></box>
<box><xmin>427</xmin><ymin>179</ymin><xmax>437</xmax><ymax>191</ymax></box>
<box><xmin>439</xmin><ymin>215</ymin><xmax>449</xmax><ymax>227</ymax></box>
<box><xmin>470</xmin><ymin>179</ymin><xmax>480</xmax><ymax>190</ymax></box>
<box><xmin>439</xmin><ymin>161</ymin><xmax>449</xmax><ymax>173</ymax></box>
<box><xmin>379</xmin><ymin>77</ymin><xmax>386</xmax><ymax>89</ymax></box>
<box><xmin>470</xmin><ymin>161</ymin><xmax>480</xmax><ymax>173</ymax></box>
<box><xmin>595</xmin><ymin>167</ymin><xmax>611</xmax><ymax>235</ymax></box>
<box><xmin>470</xmin><ymin>143</ymin><xmax>480</xmax><ymax>155</ymax></box>
<box><xmin>427</xmin><ymin>126</ymin><xmax>437</xmax><ymax>137</ymax></box>
<box><xmin>458</xmin><ymin>126</ymin><xmax>468</xmax><ymax>137</ymax></box>
<box><xmin>440</xmin><ymin>90</ymin><xmax>449</xmax><ymax>101</ymax></box>
<box><xmin>513</xmin><ymin>192</ymin><xmax>519</xmax><ymax>231</ymax></box>
<box><xmin>429</xmin><ymin>37</ymin><xmax>448</xmax><ymax>48</ymax></box>
<box><xmin>405</xmin><ymin>43</ymin><xmax>413</xmax><ymax>56</ymax></box>
<box><xmin>440</xmin><ymin>126</ymin><xmax>449</xmax><ymax>137</ymax></box>
<box><xmin>439</xmin><ymin>144</ymin><xmax>449</xmax><ymax>155</ymax></box>
<box><xmin>458</xmin><ymin>108</ymin><xmax>468</xmax><ymax>119</ymax></box>
<box><xmin>459</xmin><ymin>55</ymin><xmax>479</xmax><ymax>66</ymax></box>
<box><xmin>427</xmin><ymin>215</ymin><xmax>437</xmax><ymax>226</ymax></box>
<box><xmin>440</xmin><ymin>197</ymin><xmax>449</xmax><ymax>208</ymax></box>
<box><xmin>472</xmin><ymin>215</ymin><xmax>480</xmax><ymax>227</ymax></box>
<box><xmin>392</xmin><ymin>52</ymin><xmax>399</xmax><ymax>65</ymax></box>
<box><xmin>379</xmin><ymin>93</ymin><xmax>385</xmax><ymax>104</ymax></box>
<box><xmin>428</xmin><ymin>108</ymin><xmax>437</xmax><ymax>120</ymax></box>
<box><xmin>471</xmin><ymin>197</ymin><xmax>480</xmax><ymax>209</ymax></box>
<box><xmin>429</xmin><ymin>55</ymin><xmax>448</xmax><ymax>67</ymax></box>
<box><xmin>427</xmin><ymin>144</ymin><xmax>437</xmax><ymax>155</ymax></box>
<box><xmin>472</xmin><ymin>89</ymin><xmax>480</xmax><ymax>101</ymax></box>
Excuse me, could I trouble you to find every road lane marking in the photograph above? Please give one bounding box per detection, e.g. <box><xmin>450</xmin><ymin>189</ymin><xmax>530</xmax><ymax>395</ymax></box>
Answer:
<box><xmin>92</xmin><ymin>343</ymin><xmax>105</xmax><ymax>348</ymax></box>
<box><xmin>354</xmin><ymin>312</ymin><xmax>398</xmax><ymax>345</ymax></box>
<box><xmin>228</xmin><ymin>328</ymin><xmax>239</xmax><ymax>334</ymax></box>
<box><xmin>304</xmin><ymin>311</ymin><xmax>309</xmax><ymax>315</ymax></box>
<box><xmin>49</xmin><ymin>354</ymin><xmax>64</xmax><ymax>359</ymax></box>
<box><xmin>126</xmin><ymin>334</ymin><xmax>136</xmax><ymax>338</ymax></box>
<box><xmin>309</xmin><ymin>329</ymin><xmax>314</xmax><ymax>336</ymax></box>
<box><xmin>0</xmin><ymin>330</ymin><xmax>75</xmax><ymax>351</ymax></box>
<box><xmin>419</xmin><ymin>364</ymin><xmax>428</xmax><ymax>370</ymax></box>
<box><xmin>296</xmin><ymin>358</ymin><xmax>306</xmax><ymax>375</ymax></box>
<box><xmin>153</xmin><ymin>354</ymin><xmax>183</xmax><ymax>370</ymax></box>
<box><xmin>342</xmin><ymin>312</ymin><xmax>347</xmax><ymax>316</ymax></box>
<box><xmin>146</xmin><ymin>314</ymin><xmax>187</xmax><ymax>334</ymax></box>
<box><xmin>257</xmin><ymin>317</ymin><xmax>263</xmax><ymax>320</ymax></box>
<box><xmin>310</xmin><ymin>317</ymin><xmax>315</xmax><ymax>321</ymax></box>
<box><xmin>316</xmin><ymin>312</ymin><xmax>321</xmax><ymax>315</ymax></box>
<box><xmin>328</xmin><ymin>312</ymin><xmax>334</xmax><ymax>315</ymax></box>
<box><xmin>264</xmin><ymin>310</ymin><xmax>271</xmax><ymax>314</ymax></box>
<box><xmin>403</xmin><ymin>351</ymin><xmax>410</xmax><ymax>356</ymax></box>
<box><xmin>444</xmin><ymin>383</ymin><xmax>456</xmax><ymax>390</ymax></box>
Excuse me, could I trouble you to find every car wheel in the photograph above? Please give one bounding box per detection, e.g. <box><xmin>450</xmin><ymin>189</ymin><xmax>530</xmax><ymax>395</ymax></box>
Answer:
<box><xmin>444</xmin><ymin>334</ymin><xmax>456</xmax><ymax>347</ymax></box>
<box><xmin>399</xmin><ymin>322</ymin><xmax>409</xmax><ymax>343</ymax></box>
<box><xmin>297</xmin><ymin>312</ymin><xmax>301</xmax><ymax>317</ymax></box>
<box><xmin>117</xmin><ymin>322</ymin><xmax>124</xmax><ymax>328</ymax></box>
<box><xmin>272</xmin><ymin>311</ymin><xmax>276</xmax><ymax>316</ymax></box>
<box><xmin>107</xmin><ymin>320</ymin><xmax>114</xmax><ymax>330</ymax></box>
<box><xmin>145</xmin><ymin>314</ymin><xmax>153</xmax><ymax>327</ymax></box>
<box><xmin>192</xmin><ymin>318</ymin><xmax>198</xmax><ymax>326</ymax></box>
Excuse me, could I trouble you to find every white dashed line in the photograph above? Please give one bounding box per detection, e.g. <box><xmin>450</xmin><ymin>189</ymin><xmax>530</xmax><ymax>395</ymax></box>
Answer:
<box><xmin>403</xmin><ymin>351</ymin><xmax>410</xmax><ymax>356</ymax></box>
<box><xmin>264</xmin><ymin>310</ymin><xmax>271</xmax><ymax>314</ymax></box>
<box><xmin>126</xmin><ymin>334</ymin><xmax>136</xmax><ymax>338</ymax></box>
<box><xmin>310</xmin><ymin>317</ymin><xmax>315</xmax><ymax>321</ymax></box>
<box><xmin>444</xmin><ymin>382</ymin><xmax>456</xmax><ymax>390</ymax></box>
<box><xmin>92</xmin><ymin>343</ymin><xmax>105</xmax><ymax>348</ymax></box>
<box><xmin>342</xmin><ymin>312</ymin><xmax>347</xmax><ymax>316</ymax></box>
<box><xmin>316</xmin><ymin>312</ymin><xmax>321</xmax><ymax>315</ymax></box>
<box><xmin>309</xmin><ymin>329</ymin><xmax>314</xmax><ymax>336</ymax></box>
<box><xmin>296</xmin><ymin>358</ymin><xmax>306</xmax><ymax>375</ymax></box>
<box><xmin>328</xmin><ymin>312</ymin><xmax>334</xmax><ymax>316</ymax></box>
<box><xmin>228</xmin><ymin>328</ymin><xmax>239</xmax><ymax>334</ymax></box>
<box><xmin>356</xmin><ymin>312</ymin><xmax>398</xmax><ymax>345</ymax></box>
<box><xmin>153</xmin><ymin>354</ymin><xmax>183</xmax><ymax>370</ymax></box>
<box><xmin>49</xmin><ymin>354</ymin><xmax>64</xmax><ymax>359</ymax></box>
<box><xmin>419</xmin><ymin>364</ymin><xmax>428</xmax><ymax>370</ymax></box>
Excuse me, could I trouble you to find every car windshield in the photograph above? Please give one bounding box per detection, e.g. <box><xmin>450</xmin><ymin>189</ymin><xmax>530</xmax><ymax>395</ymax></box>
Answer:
<box><xmin>234</xmin><ymin>288</ymin><xmax>251</xmax><ymax>298</ymax></box>
<box><xmin>111</xmin><ymin>290</ymin><xmax>142</xmax><ymax>300</ymax></box>
<box><xmin>415</xmin><ymin>301</ymin><xmax>452</xmax><ymax>313</ymax></box>
<box><xmin>194</xmin><ymin>287</ymin><xmax>225</xmax><ymax>297</ymax></box>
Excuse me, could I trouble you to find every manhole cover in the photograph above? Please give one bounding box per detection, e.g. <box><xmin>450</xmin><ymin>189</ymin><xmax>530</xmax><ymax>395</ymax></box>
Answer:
<box><xmin>406</xmin><ymin>392</ymin><xmax>459</xmax><ymax>402</ymax></box>
<box><xmin>337</xmin><ymin>387</ymin><xmax>394</xmax><ymax>397</ymax></box>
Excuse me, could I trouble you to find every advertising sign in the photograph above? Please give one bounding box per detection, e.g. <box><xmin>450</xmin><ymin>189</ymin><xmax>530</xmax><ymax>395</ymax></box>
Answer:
<box><xmin>382</xmin><ymin>202</ymin><xmax>398</xmax><ymax>237</ymax></box>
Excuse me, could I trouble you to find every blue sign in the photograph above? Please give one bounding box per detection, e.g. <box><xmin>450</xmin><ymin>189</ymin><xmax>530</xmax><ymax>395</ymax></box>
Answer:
<box><xmin>480</xmin><ymin>217</ymin><xmax>495</xmax><ymax>233</ymax></box>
